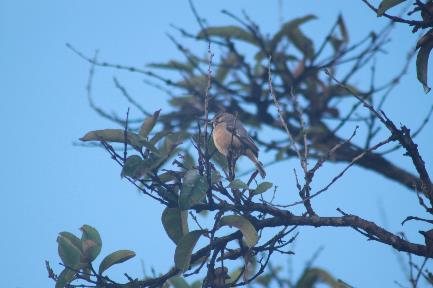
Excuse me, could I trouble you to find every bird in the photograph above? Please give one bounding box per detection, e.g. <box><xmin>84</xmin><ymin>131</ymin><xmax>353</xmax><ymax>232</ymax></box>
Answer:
<box><xmin>211</xmin><ymin>112</ymin><xmax>266</xmax><ymax>178</ymax></box>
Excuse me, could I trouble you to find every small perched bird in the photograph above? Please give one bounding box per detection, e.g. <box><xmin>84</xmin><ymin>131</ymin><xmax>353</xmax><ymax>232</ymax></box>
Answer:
<box><xmin>211</xmin><ymin>112</ymin><xmax>266</xmax><ymax>178</ymax></box>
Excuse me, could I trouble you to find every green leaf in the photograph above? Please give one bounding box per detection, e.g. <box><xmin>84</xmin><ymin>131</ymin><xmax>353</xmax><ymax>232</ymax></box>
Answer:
<box><xmin>159</xmin><ymin>133</ymin><xmax>184</xmax><ymax>159</ymax></box>
<box><xmin>190</xmin><ymin>255</ymin><xmax>208</xmax><ymax>267</ymax></box>
<box><xmin>177</xmin><ymin>75</ymin><xmax>208</xmax><ymax>91</ymax></box>
<box><xmin>255</xmin><ymin>273</ymin><xmax>273</xmax><ymax>286</ymax></box>
<box><xmin>417</xmin><ymin>30</ymin><xmax>433</xmax><ymax>50</ymax></box>
<box><xmin>55</xmin><ymin>268</ymin><xmax>76</xmax><ymax>288</ymax></box>
<box><xmin>289</xmin><ymin>28</ymin><xmax>315</xmax><ymax>59</ymax></box>
<box><xmin>179</xmin><ymin>170</ymin><xmax>208</xmax><ymax>210</ymax></box>
<box><xmin>139</xmin><ymin>109</ymin><xmax>161</xmax><ymax>138</ymax></box>
<box><xmin>226</xmin><ymin>267</ymin><xmax>243</xmax><ymax>284</ymax></box>
<box><xmin>182</xmin><ymin>150</ymin><xmax>195</xmax><ymax>170</ymax></box>
<box><xmin>329</xmin><ymin>36</ymin><xmax>344</xmax><ymax>52</ymax></box>
<box><xmin>156</xmin><ymin>186</ymin><xmax>179</xmax><ymax>203</ymax></box>
<box><xmin>80</xmin><ymin>225</ymin><xmax>102</xmax><ymax>263</ymax></box>
<box><xmin>266</xmin><ymin>15</ymin><xmax>316</xmax><ymax>60</ymax></box>
<box><xmin>190</xmin><ymin>280</ymin><xmax>202</xmax><ymax>288</ymax></box>
<box><xmin>295</xmin><ymin>267</ymin><xmax>350</xmax><ymax>288</ymax></box>
<box><xmin>273</xmin><ymin>15</ymin><xmax>317</xmax><ymax>44</ymax></box>
<box><xmin>337</xmin><ymin>14</ymin><xmax>349</xmax><ymax>43</ymax></box>
<box><xmin>140</xmin><ymin>140</ymin><xmax>160</xmax><ymax>155</ymax></box>
<box><xmin>98</xmin><ymin>250</ymin><xmax>136</xmax><ymax>274</ymax></box>
<box><xmin>377</xmin><ymin>0</ymin><xmax>406</xmax><ymax>16</ymax></box>
<box><xmin>229</xmin><ymin>179</ymin><xmax>248</xmax><ymax>190</ymax></box>
<box><xmin>59</xmin><ymin>232</ymin><xmax>85</xmax><ymax>266</ymax></box>
<box><xmin>79</xmin><ymin>129</ymin><xmax>142</xmax><ymax>150</ymax></box>
<box><xmin>168</xmin><ymin>276</ymin><xmax>191</xmax><ymax>288</ymax></box>
<box><xmin>215</xmin><ymin>52</ymin><xmax>238</xmax><ymax>82</ymax></box>
<box><xmin>275</xmin><ymin>146</ymin><xmax>289</xmax><ymax>161</ymax></box>
<box><xmin>158</xmin><ymin>171</ymin><xmax>179</xmax><ymax>183</ymax></box>
<box><xmin>220</xmin><ymin>215</ymin><xmax>258</xmax><ymax>248</ymax></box>
<box><xmin>161</xmin><ymin>207</ymin><xmax>189</xmax><ymax>244</ymax></box>
<box><xmin>121</xmin><ymin>155</ymin><xmax>145</xmax><ymax>179</ymax></box>
<box><xmin>150</xmin><ymin>131</ymin><xmax>172</xmax><ymax>146</ymax></box>
<box><xmin>197</xmin><ymin>26</ymin><xmax>257</xmax><ymax>45</ymax></box>
<box><xmin>327</xmin><ymin>85</ymin><xmax>364</xmax><ymax>98</ymax></box>
<box><xmin>174</xmin><ymin>230</ymin><xmax>204</xmax><ymax>271</ymax></box>
<box><xmin>59</xmin><ymin>232</ymin><xmax>81</xmax><ymax>252</ymax></box>
<box><xmin>148</xmin><ymin>61</ymin><xmax>194</xmax><ymax>73</ymax></box>
<box><xmin>254</xmin><ymin>182</ymin><xmax>273</xmax><ymax>195</ymax></box>
<box><xmin>416</xmin><ymin>40</ymin><xmax>433</xmax><ymax>93</ymax></box>
<box><xmin>57</xmin><ymin>235</ymin><xmax>81</xmax><ymax>268</ymax></box>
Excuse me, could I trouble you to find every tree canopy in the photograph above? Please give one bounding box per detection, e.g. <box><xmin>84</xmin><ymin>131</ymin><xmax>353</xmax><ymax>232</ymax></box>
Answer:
<box><xmin>48</xmin><ymin>1</ymin><xmax>433</xmax><ymax>287</ymax></box>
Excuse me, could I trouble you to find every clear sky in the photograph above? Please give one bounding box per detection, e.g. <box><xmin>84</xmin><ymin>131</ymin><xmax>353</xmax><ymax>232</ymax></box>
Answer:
<box><xmin>1</xmin><ymin>0</ymin><xmax>433</xmax><ymax>287</ymax></box>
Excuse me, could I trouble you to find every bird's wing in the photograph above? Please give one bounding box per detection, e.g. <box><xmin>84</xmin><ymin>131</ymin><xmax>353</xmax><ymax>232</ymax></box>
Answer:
<box><xmin>226</xmin><ymin>121</ymin><xmax>259</xmax><ymax>156</ymax></box>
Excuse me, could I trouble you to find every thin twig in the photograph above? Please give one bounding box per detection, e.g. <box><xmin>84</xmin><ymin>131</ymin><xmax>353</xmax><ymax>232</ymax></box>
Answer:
<box><xmin>268</xmin><ymin>57</ymin><xmax>303</xmax><ymax>164</ymax></box>
<box><xmin>123</xmin><ymin>108</ymin><xmax>130</xmax><ymax>162</ymax></box>
<box><xmin>287</xmin><ymin>135</ymin><xmax>393</xmax><ymax>207</ymax></box>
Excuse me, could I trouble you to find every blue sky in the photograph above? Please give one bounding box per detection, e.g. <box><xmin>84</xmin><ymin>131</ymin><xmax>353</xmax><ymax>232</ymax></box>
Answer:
<box><xmin>1</xmin><ymin>0</ymin><xmax>433</xmax><ymax>287</ymax></box>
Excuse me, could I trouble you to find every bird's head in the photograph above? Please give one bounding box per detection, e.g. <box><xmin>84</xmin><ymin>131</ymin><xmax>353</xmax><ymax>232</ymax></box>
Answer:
<box><xmin>210</xmin><ymin>112</ymin><xmax>236</xmax><ymax>128</ymax></box>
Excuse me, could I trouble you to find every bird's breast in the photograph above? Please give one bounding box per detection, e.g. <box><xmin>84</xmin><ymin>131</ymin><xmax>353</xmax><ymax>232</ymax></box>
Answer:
<box><xmin>213</xmin><ymin>125</ymin><xmax>242</xmax><ymax>157</ymax></box>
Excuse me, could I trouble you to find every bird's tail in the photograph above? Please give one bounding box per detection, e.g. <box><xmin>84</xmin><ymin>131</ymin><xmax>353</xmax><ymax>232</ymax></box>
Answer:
<box><xmin>245</xmin><ymin>150</ymin><xmax>266</xmax><ymax>178</ymax></box>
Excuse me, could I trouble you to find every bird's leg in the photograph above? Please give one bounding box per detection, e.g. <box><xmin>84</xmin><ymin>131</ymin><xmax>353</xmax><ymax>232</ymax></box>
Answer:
<box><xmin>228</xmin><ymin>148</ymin><xmax>240</xmax><ymax>181</ymax></box>
<box><xmin>227</xmin><ymin>151</ymin><xmax>234</xmax><ymax>181</ymax></box>
<box><xmin>232</xmin><ymin>156</ymin><xmax>238</xmax><ymax>180</ymax></box>
<box><xmin>227</xmin><ymin>152</ymin><xmax>242</xmax><ymax>204</ymax></box>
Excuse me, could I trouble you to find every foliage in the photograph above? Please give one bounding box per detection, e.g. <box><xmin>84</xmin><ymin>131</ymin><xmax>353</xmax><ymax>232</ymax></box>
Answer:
<box><xmin>48</xmin><ymin>2</ymin><xmax>433</xmax><ymax>288</ymax></box>
<box><xmin>364</xmin><ymin>0</ymin><xmax>433</xmax><ymax>92</ymax></box>
<box><xmin>54</xmin><ymin>225</ymin><xmax>135</xmax><ymax>288</ymax></box>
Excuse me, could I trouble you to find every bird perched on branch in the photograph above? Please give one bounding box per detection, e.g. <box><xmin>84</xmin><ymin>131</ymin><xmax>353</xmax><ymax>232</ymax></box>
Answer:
<box><xmin>211</xmin><ymin>112</ymin><xmax>266</xmax><ymax>179</ymax></box>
